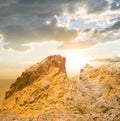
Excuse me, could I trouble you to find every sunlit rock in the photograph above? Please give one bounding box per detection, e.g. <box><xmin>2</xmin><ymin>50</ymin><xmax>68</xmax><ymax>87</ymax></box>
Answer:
<box><xmin>0</xmin><ymin>55</ymin><xmax>120</xmax><ymax>121</ymax></box>
<box><xmin>2</xmin><ymin>55</ymin><xmax>69</xmax><ymax>116</ymax></box>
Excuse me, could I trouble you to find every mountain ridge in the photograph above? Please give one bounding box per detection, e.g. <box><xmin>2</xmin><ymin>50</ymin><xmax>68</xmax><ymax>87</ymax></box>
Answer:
<box><xmin>0</xmin><ymin>55</ymin><xmax>120</xmax><ymax>121</ymax></box>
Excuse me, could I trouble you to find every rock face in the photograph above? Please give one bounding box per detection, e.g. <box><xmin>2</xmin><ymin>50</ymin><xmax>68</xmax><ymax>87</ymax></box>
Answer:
<box><xmin>0</xmin><ymin>55</ymin><xmax>120</xmax><ymax>121</ymax></box>
<box><xmin>5</xmin><ymin>55</ymin><xmax>67</xmax><ymax>99</ymax></box>
<box><xmin>1</xmin><ymin>55</ymin><xmax>69</xmax><ymax>116</ymax></box>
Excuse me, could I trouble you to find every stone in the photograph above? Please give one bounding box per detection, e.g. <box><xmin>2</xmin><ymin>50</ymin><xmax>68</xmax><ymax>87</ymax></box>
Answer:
<box><xmin>0</xmin><ymin>55</ymin><xmax>120</xmax><ymax>121</ymax></box>
<box><xmin>1</xmin><ymin>55</ymin><xmax>69</xmax><ymax>117</ymax></box>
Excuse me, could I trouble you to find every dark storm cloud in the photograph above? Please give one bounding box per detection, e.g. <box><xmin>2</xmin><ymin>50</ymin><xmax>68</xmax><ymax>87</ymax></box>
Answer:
<box><xmin>0</xmin><ymin>0</ymin><xmax>80</xmax><ymax>51</ymax></box>
<box><xmin>0</xmin><ymin>0</ymin><xmax>18</xmax><ymax>7</ymax></box>
<box><xmin>2</xmin><ymin>18</ymin><xmax>78</xmax><ymax>51</ymax></box>
<box><xmin>104</xmin><ymin>21</ymin><xmax>120</xmax><ymax>31</ymax></box>
<box><xmin>18</xmin><ymin>0</ymin><xmax>110</xmax><ymax>15</ymax></box>
<box><xmin>0</xmin><ymin>0</ymin><xmax>120</xmax><ymax>51</ymax></box>
<box><xmin>99</xmin><ymin>20</ymin><xmax>120</xmax><ymax>42</ymax></box>
<box><xmin>0</xmin><ymin>0</ymin><xmax>82</xmax><ymax>51</ymax></box>
<box><xmin>38</xmin><ymin>0</ymin><xmax>108</xmax><ymax>14</ymax></box>
<box><xmin>111</xmin><ymin>0</ymin><xmax>120</xmax><ymax>10</ymax></box>
<box><xmin>0</xmin><ymin>0</ymin><xmax>80</xmax><ymax>20</ymax></box>
<box><xmin>84</xmin><ymin>0</ymin><xmax>109</xmax><ymax>14</ymax></box>
<box><xmin>0</xmin><ymin>3</ymin><xmax>61</xmax><ymax>19</ymax></box>
<box><xmin>0</xmin><ymin>0</ymin><xmax>111</xmax><ymax>20</ymax></box>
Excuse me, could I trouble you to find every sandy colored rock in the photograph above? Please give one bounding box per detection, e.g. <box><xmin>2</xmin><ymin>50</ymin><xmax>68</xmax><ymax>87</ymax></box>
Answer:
<box><xmin>1</xmin><ymin>55</ymin><xmax>69</xmax><ymax>117</ymax></box>
<box><xmin>0</xmin><ymin>55</ymin><xmax>120</xmax><ymax>121</ymax></box>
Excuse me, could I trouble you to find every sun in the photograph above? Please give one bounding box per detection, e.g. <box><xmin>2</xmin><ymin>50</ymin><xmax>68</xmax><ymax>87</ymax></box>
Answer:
<box><xmin>66</xmin><ymin>54</ymin><xmax>91</xmax><ymax>76</ymax></box>
<box><xmin>54</xmin><ymin>49</ymin><xmax>91</xmax><ymax>76</ymax></box>
<box><xmin>55</xmin><ymin>50</ymin><xmax>91</xmax><ymax>76</ymax></box>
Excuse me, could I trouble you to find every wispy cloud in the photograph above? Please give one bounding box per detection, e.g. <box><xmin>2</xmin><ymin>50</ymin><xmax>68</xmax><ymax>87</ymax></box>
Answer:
<box><xmin>92</xmin><ymin>57</ymin><xmax>120</xmax><ymax>63</ymax></box>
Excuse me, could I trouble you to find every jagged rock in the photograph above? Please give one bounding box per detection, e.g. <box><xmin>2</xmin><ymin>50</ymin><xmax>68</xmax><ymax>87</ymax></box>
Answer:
<box><xmin>5</xmin><ymin>55</ymin><xmax>67</xmax><ymax>99</ymax></box>
<box><xmin>77</xmin><ymin>64</ymin><xmax>120</xmax><ymax>120</ymax></box>
<box><xmin>1</xmin><ymin>55</ymin><xmax>69</xmax><ymax>116</ymax></box>
<box><xmin>0</xmin><ymin>56</ymin><xmax>120</xmax><ymax>121</ymax></box>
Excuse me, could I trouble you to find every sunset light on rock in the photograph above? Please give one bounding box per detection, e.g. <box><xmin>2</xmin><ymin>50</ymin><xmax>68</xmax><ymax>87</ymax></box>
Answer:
<box><xmin>0</xmin><ymin>0</ymin><xmax>120</xmax><ymax>120</ymax></box>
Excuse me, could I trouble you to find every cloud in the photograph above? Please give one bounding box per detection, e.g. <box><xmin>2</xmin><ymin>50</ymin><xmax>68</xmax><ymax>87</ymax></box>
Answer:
<box><xmin>74</xmin><ymin>24</ymin><xmax>120</xmax><ymax>44</ymax></box>
<box><xmin>111</xmin><ymin>0</ymin><xmax>120</xmax><ymax>10</ymax></box>
<box><xmin>0</xmin><ymin>34</ymin><xmax>4</xmax><ymax>42</ymax></box>
<box><xmin>2</xmin><ymin>20</ymin><xmax>120</xmax><ymax>51</ymax></box>
<box><xmin>105</xmin><ymin>20</ymin><xmax>120</xmax><ymax>31</ymax></box>
<box><xmin>0</xmin><ymin>0</ymin><xmax>18</xmax><ymax>7</ymax></box>
<box><xmin>59</xmin><ymin>40</ymin><xmax>97</xmax><ymax>49</ymax></box>
<box><xmin>0</xmin><ymin>0</ymin><xmax>120</xmax><ymax>51</ymax></box>
<box><xmin>92</xmin><ymin>57</ymin><xmax>120</xmax><ymax>63</ymax></box>
<box><xmin>0</xmin><ymin>0</ymin><xmax>79</xmax><ymax>20</ymax></box>
<box><xmin>2</xmin><ymin>18</ymin><xmax>78</xmax><ymax>51</ymax></box>
<box><xmin>17</xmin><ymin>0</ymin><xmax>110</xmax><ymax>15</ymax></box>
<box><xmin>0</xmin><ymin>0</ymin><xmax>112</xmax><ymax>21</ymax></box>
<box><xmin>84</xmin><ymin>0</ymin><xmax>109</xmax><ymax>14</ymax></box>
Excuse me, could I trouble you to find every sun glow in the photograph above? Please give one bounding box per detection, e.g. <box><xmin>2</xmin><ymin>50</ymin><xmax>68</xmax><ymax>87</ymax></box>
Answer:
<box><xmin>54</xmin><ymin>50</ymin><xmax>91</xmax><ymax>77</ymax></box>
<box><xmin>65</xmin><ymin>54</ymin><xmax>91</xmax><ymax>76</ymax></box>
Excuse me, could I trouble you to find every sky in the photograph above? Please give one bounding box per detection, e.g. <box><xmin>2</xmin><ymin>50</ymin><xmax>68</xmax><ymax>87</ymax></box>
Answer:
<box><xmin>0</xmin><ymin>0</ymin><xmax>120</xmax><ymax>81</ymax></box>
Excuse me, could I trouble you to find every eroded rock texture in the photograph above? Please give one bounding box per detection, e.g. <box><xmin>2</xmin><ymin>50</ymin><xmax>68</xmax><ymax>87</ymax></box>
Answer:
<box><xmin>1</xmin><ymin>55</ymin><xmax>69</xmax><ymax>116</ymax></box>
<box><xmin>0</xmin><ymin>55</ymin><xmax>120</xmax><ymax>121</ymax></box>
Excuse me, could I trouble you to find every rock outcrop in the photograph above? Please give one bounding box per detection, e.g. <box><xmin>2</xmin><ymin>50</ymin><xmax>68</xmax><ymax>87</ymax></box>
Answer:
<box><xmin>0</xmin><ymin>55</ymin><xmax>120</xmax><ymax>121</ymax></box>
<box><xmin>1</xmin><ymin>55</ymin><xmax>69</xmax><ymax>116</ymax></box>
<box><xmin>68</xmin><ymin>64</ymin><xmax>120</xmax><ymax>120</ymax></box>
<box><xmin>5</xmin><ymin>55</ymin><xmax>67</xmax><ymax>99</ymax></box>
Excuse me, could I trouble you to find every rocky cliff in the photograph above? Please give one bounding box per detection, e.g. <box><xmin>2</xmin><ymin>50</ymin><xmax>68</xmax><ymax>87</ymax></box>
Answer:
<box><xmin>1</xmin><ymin>55</ymin><xmax>69</xmax><ymax>117</ymax></box>
<box><xmin>0</xmin><ymin>55</ymin><xmax>120</xmax><ymax>121</ymax></box>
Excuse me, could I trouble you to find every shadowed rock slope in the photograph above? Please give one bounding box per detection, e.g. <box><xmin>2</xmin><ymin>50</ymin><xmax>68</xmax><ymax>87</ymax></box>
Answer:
<box><xmin>0</xmin><ymin>55</ymin><xmax>120</xmax><ymax>121</ymax></box>
<box><xmin>1</xmin><ymin>55</ymin><xmax>69</xmax><ymax>117</ymax></box>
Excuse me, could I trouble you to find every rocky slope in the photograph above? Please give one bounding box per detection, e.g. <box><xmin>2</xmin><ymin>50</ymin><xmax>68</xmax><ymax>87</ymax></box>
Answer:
<box><xmin>0</xmin><ymin>55</ymin><xmax>120</xmax><ymax>121</ymax></box>
<box><xmin>1</xmin><ymin>55</ymin><xmax>69</xmax><ymax>117</ymax></box>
